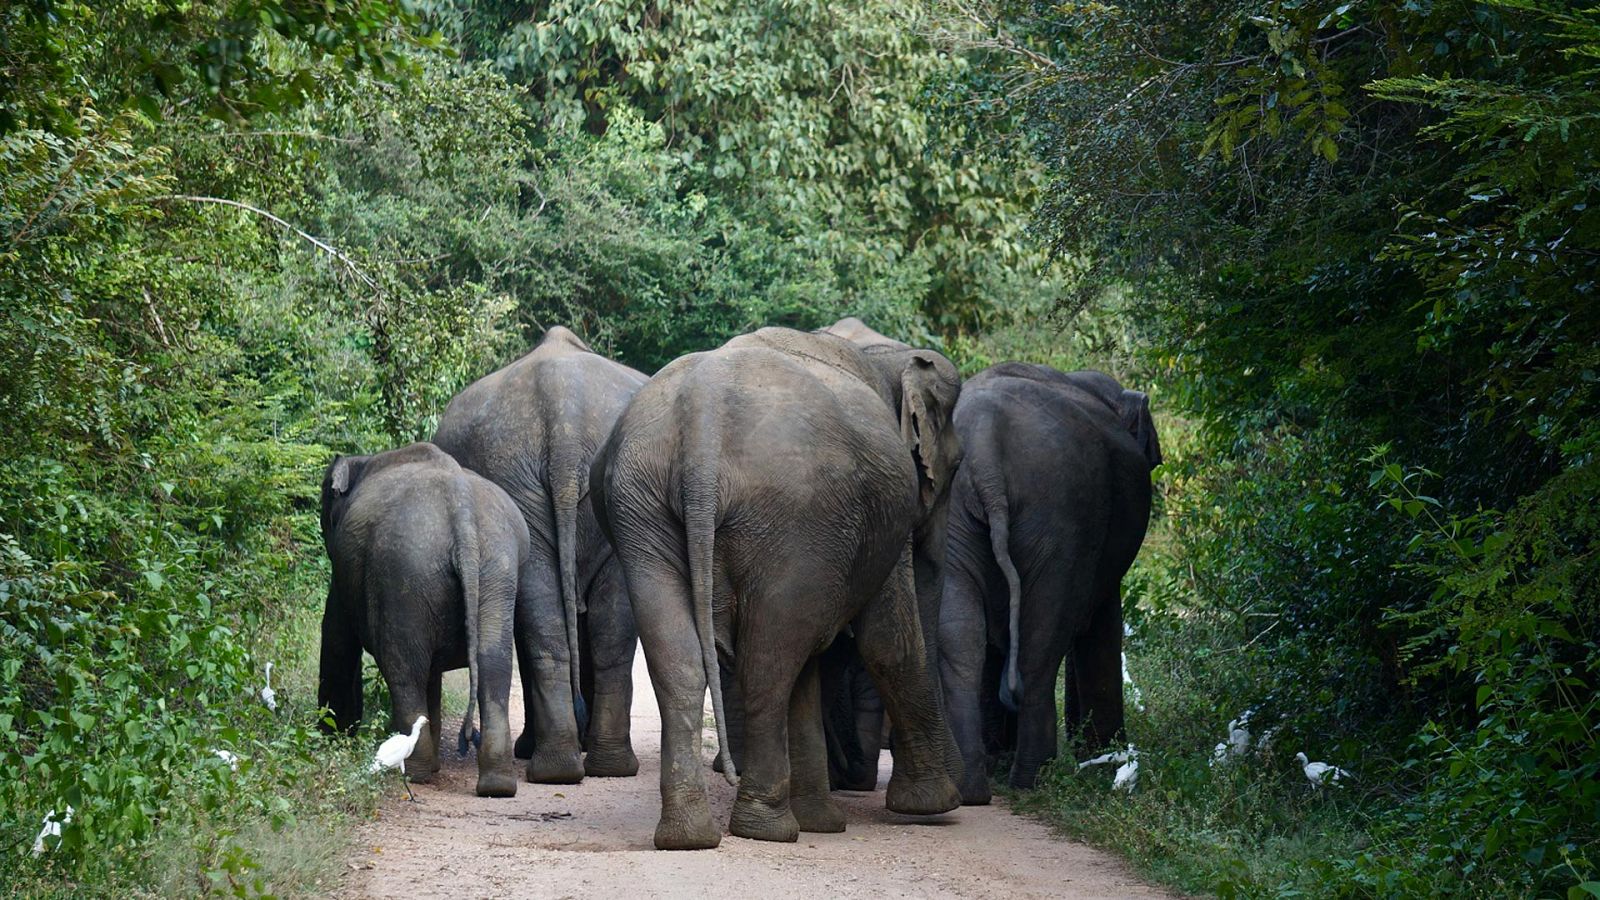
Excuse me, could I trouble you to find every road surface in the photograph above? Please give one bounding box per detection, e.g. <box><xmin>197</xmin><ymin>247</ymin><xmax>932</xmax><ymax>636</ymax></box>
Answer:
<box><xmin>340</xmin><ymin>649</ymin><xmax>1170</xmax><ymax>899</ymax></box>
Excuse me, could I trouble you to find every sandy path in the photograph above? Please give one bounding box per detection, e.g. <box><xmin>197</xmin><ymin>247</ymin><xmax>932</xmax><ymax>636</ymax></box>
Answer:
<box><xmin>340</xmin><ymin>650</ymin><xmax>1170</xmax><ymax>899</ymax></box>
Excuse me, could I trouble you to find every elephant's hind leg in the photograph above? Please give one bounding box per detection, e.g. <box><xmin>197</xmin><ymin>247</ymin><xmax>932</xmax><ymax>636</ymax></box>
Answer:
<box><xmin>788</xmin><ymin>657</ymin><xmax>846</xmax><ymax>833</ymax></box>
<box><xmin>624</xmin><ymin>556</ymin><xmax>721</xmax><ymax>850</ymax></box>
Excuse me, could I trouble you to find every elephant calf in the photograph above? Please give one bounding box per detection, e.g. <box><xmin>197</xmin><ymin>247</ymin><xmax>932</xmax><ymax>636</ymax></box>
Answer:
<box><xmin>939</xmin><ymin>364</ymin><xmax>1161</xmax><ymax>804</ymax></box>
<box><xmin>316</xmin><ymin>442</ymin><xmax>585</xmax><ymax>796</ymax></box>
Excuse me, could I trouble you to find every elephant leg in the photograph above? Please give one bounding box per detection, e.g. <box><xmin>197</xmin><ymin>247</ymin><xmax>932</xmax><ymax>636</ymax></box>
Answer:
<box><xmin>858</xmin><ymin>547</ymin><xmax>961</xmax><ymax>817</ymax></box>
<box><xmin>316</xmin><ymin>590</ymin><xmax>363</xmax><ymax>735</ymax></box>
<box><xmin>728</xmin><ymin>625</ymin><xmax>807</xmax><ymax>843</ymax></box>
<box><xmin>475</xmin><ymin>580</ymin><xmax>519</xmax><ymax>798</ymax></box>
<box><xmin>980</xmin><ymin>650</ymin><xmax>1009</xmax><ymax>759</ymax></box>
<box><xmin>623</xmin><ymin>557</ymin><xmax>720</xmax><ymax>850</ymax></box>
<box><xmin>426</xmin><ymin>669</ymin><xmax>444</xmax><ymax>775</ymax></box>
<box><xmin>848</xmin><ymin>672</ymin><xmax>885</xmax><ymax>790</ymax></box>
<box><xmin>939</xmin><ymin>563</ymin><xmax>992</xmax><ymax>805</ymax></box>
<box><xmin>583</xmin><ymin>560</ymin><xmax>640</xmax><ymax>777</ymax></box>
<box><xmin>788</xmin><ymin>656</ymin><xmax>846</xmax><ymax>832</ymax></box>
<box><xmin>1073</xmin><ymin>588</ymin><xmax>1125</xmax><ymax>753</ymax></box>
<box><xmin>515</xmin><ymin>563</ymin><xmax>584</xmax><ymax>784</ymax></box>
<box><xmin>1008</xmin><ymin>645</ymin><xmax>1064</xmax><ymax>790</ymax></box>
<box><xmin>712</xmin><ymin>660</ymin><xmax>746</xmax><ymax>775</ymax></box>
<box><xmin>382</xmin><ymin>660</ymin><xmax>436</xmax><ymax>784</ymax></box>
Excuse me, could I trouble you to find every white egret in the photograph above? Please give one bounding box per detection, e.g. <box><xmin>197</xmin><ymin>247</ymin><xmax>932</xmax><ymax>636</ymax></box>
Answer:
<box><xmin>371</xmin><ymin>715</ymin><xmax>429</xmax><ymax>801</ymax></box>
<box><xmin>259</xmin><ymin>662</ymin><xmax>277</xmax><ymax>712</ymax></box>
<box><xmin>31</xmin><ymin>806</ymin><xmax>73</xmax><ymax>855</ymax></box>
<box><xmin>1077</xmin><ymin>745</ymin><xmax>1133</xmax><ymax>770</ymax></box>
<box><xmin>213</xmin><ymin>749</ymin><xmax>239</xmax><ymax>771</ymax></box>
<box><xmin>1121</xmin><ymin>652</ymin><xmax>1145</xmax><ymax>713</ymax></box>
<box><xmin>1296</xmin><ymin>751</ymin><xmax>1351</xmax><ymax>787</ymax></box>
<box><xmin>1113</xmin><ymin>750</ymin><xmax>1140</xmax><ymax>793</ymax></box>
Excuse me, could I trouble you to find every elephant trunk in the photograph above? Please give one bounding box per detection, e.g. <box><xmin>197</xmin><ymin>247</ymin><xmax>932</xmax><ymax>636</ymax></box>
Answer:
<box><xmin>685</xmin><ymin>385</ymin><xmax>738</xmax><ymax>786</ymax></box>
<box><xmin>453</xmin><ymin>476</ymin><xmax>483</xmax><ymax>754</ymax></box>
<box><xmin>553</xmin><ymin>466</ymin><xmax>587</xmax><ymax>731</ymax></box>
<box><xmin>977</xmin><ymin>476</ymin><xmax>1024</xmax><ymax>713</ymax></box>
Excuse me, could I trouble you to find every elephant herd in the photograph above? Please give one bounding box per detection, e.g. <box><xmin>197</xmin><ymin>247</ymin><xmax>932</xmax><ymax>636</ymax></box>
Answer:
<box><xmin>316</xmin><ymin>319</ymin><xmax>1160</xmax><ymax>850</ymax></box>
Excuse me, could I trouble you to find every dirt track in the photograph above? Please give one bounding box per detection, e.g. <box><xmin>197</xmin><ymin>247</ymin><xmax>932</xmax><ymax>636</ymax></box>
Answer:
<box><xmin>340</xmin><ymin>651</ymin><xmax>1170</xmax><ymax>899</ymax></box>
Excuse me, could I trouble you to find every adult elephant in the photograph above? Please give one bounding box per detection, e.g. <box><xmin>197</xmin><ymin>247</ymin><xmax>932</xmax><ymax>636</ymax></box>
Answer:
<box><xmin>710</xmin><ymin>318</ymin><xmax>949</xmax><ymax>792</ymax></box>
<box><xmin>939</xmin><ymin>363</ymin><xmax>1161</xmax><ymax>804</ymax></box>
<box><xmin>316</xmin><ymin>442</ymin><xmax>585</xmax><ymax>794</ymax></box>
<box><xmin>433</xmin><ymin>326</ymin><xmax>647</xmax><ymax>778</ymax></box>
<box><xmin>592</xmin><ymin>326</ymin><xmax>964</xmax><ymax>849</ymax></box>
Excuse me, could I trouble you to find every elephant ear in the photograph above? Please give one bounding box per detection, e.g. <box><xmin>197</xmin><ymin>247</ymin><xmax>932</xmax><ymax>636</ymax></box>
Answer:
<box><xmin>900</xmin><ymin>354</ymin><xmax>958</xmax><ymax>512</ymax></box>
<box><xmin>328</xmin><ymin>455</ymin><xmax>353</xmax><ymax>494</ymax></box>
<box><xmin>1118</xmin><ymin>389</ymin><xmax>1163</xmax><ymax>469</ymax></box>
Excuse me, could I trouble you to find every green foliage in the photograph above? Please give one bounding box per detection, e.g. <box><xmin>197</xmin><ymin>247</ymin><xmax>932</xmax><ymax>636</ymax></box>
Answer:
<box><xmin>428</xmin><ymin>0</ymin><xmax>1057</xmax><ymax>333</ymax></box>
<box><xmin>933</xmin><ymin>0</ymin><xmax>1599</xmax><ymax>894</ymax></box>
<box><xmin>0</xmin><ymin>0</ymin><xmax>437</xmax><ymax>135</ymax></box>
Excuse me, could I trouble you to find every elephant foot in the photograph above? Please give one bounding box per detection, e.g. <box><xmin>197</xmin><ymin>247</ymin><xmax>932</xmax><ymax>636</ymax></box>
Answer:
<box><xmin>1007</xmin><ymin>759</ymin><xmax>1045</xmax><ymax>791</ymax></box>
<box><xmin>885</xmin><ymin>770</ymin><xmax>961</xmax><ymax>816</ymax></box>
<box><xmin>958</xmin><ymin>770</ymin><xmax>993</xmax><ymax>806</ymax></box>
<box><xmin>729</xmin><ymin>793</ymin><xmax>800</xmax><ymax>843</ymax></box>
<box><xmin>655</xmin><ymin>796</ymin><xmax>722</xmax><ymax>850</ymax></box>
<box><xmin>791</xmin><ymin>795</ymin><xmax>846</xmax><ymax>833</ymax></box>
<box><xmin>525</xmin><ymin>749</ymin><xmax>584</xmax><ymax>785</ymax></box>
<box><xmin>476</xmin><ymin>769</ymin><xmax>519</xmax><ymax>798</ymax></box>
<box><xmin>584</xmin><ymin>745</ymin><xmax>640</xmax><ymax>778</ymax></box>
<box><xmin>839</xmin><ymin>767</ymin><xmax>878</xmax><ymax>791</ymax></box>
<box><xmin>409</xmin><ymin>769</ymin><xmax>437</xmax><ymax>785</ymax></box>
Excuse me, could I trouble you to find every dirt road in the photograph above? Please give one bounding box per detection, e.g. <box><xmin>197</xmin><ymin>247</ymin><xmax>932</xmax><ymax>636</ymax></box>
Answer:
<box><xmin>341</xmin><ymin>651</ymin><xmax>1170</xmax><ymax>899</ymax></box>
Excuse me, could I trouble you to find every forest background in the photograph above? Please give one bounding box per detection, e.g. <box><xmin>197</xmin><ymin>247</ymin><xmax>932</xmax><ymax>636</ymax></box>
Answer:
<box><xmin>1</xmin><ymin>1</ymin><xmax>1594</xmax><ymax>896</ymax></box>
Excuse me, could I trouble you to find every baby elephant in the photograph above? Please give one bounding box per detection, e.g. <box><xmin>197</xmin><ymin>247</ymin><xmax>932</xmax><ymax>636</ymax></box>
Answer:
<box><xmin>316</xmin><ymin>443</ymin><xmax>585</xmax><ymax>796</ymax></box>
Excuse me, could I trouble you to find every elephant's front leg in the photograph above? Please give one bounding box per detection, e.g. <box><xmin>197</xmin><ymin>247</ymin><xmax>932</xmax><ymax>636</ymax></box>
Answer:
<box><xmin>787</xmin><ymin>656</ymin><xmax>846</xmax><ymax>832</ymax></box>
<box><xmin>939</xmin><ymin>564</ymin><xmax>993</xmax><ymax>805</ymax></box>
<box><xmin>858</xmin><ymin>547</ymin><xmax>962</xmax><ymax>817</ymax></box>
<box><xmin>582</xmin><ymin>560</ymin><xmax>640</xmax><ymax>777</ymax></box>
<box><xmin>515</xmin><ymin>566</ymin><xmax>585</xmax><ymax>784</ymax></box>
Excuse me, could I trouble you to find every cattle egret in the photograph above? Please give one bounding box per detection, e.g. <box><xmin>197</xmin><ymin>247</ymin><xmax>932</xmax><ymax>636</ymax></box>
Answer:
<box><xmin>1121</xmin><ymin>652</ymin><xmax>1145</xmax><ymax>712</ymax></box>
<box><xmin>1078</xmin><ymin>745</ymin><xmax>1133</xmax><ymax>770</ymax></box>
<box><xmin>31</xmin><ymin>806</ymin><xmax>73</xmax><ymax>855</ymax></box>
<box><xmin>1211</xmin><ymin>741</ymin><xmax>1230</xmax><ymax>766</ymax></box>
<box><xmin>1113</xmin><ymin>750</ymin><xmax>1140</xmax><ymax>793</ymax></box>
<box><xmin>259</xmin><ymin>662</ymin><xmax>277</xmax><ymax>712</ymax></box>
<box><xmin>1296</xmin><ymin>751</ymin><xmax>1351</xmax><ymax>787</ymax></box>
<box><xmin>372</xmin><ymin>715</ymin><xmax>429</xmax><ymax>801</ymax></box>
<box><xmin>213</xmin><ymin>749</ymin><xmax>239</xmax><ymax>771</ymax></box>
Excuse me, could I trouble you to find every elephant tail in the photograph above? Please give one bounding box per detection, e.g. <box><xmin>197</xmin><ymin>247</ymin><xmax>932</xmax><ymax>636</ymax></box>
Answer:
<box><xmin>552</xmin><ymin>462</ymin><xmax>587</xmax><ymax>731</ymax></box>
<box><xmin>684</xmin><ymin>385</ymin><xmax>738</xmax><ymax>786</ymax></box>
<box><xmin>452</xmin><ymin>475</ymin><xmax>483</xmax><ymax>755</ymax></box>
<box><xmin>1118</xmin><ymin>389</ymin><xmax>1163</xmax><ymax>469</ymax></box>
<box><xmin>977</xmin><ymin>476</ymin><xmax>1024</xmax><ymax>713</ymax></box>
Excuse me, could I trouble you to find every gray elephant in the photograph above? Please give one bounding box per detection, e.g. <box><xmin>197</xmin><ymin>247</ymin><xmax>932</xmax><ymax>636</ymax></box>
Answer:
<box><xmin>708</xmin><ymin>320</ymin><xmax>943</xmax><ymax>793</ymax></box>
<box><xmin>316</xmin><ymin>442</ymin><xmax>585</xmax><ymax>796</ymax></box>
<box><xmin>592</xmin><ymin>326</ymin><xmax>965</xmax><ymax>849</ymax></box>
<box><xmin>938</xmin><ymin>363</ymin><xmax>1160</xmax><ymax>804</ymax></box>
<box><xmin>433</xmin><ymin>326</ymin><xmax>647</xmax><ymax>778</ymax></box>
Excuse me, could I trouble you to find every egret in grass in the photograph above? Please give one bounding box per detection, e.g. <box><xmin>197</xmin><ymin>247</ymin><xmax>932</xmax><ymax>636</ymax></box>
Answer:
<box><xmin>213</xmin><ymin>749</ymin><xmax>239</xmax><ymax>771</ymax></box>
<box><xmin>1077</xmin><ymin>745</ymin><xmax>1132</xmax><ymax>770</ymax></box>
<box><xmin>1296</xmin><ymin>751</ymin><xmax>1351</xmax><ymax>787</ymax></box>
<box><xmin>372</xmin><ymin>715</ymin><xmax>429</xmax><ymax>801</ymax></box>
<box><xmin>259</xmin><ymin>662</ymin><xmax>277</xmax><ymax>712</ymax></box>
<box><xmin>1121</xmin><ymin>652</ymin><xmax>1145</xmax><ymax>713</ymax></box>
<box><xmin>1112</xmin><ymin>748</ymin><xmax>1140</xmax><ymax>793</ymax></box>
<box><xmin>31</xmin><ymin>806</ymin><xmax>73</xmax><ymax>855</ymax></box>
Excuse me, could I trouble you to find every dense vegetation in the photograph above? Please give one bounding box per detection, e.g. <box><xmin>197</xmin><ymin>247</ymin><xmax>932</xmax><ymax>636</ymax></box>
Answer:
<box><xmin>2</xmin><ymin>0</ymin><xmax>1593</xmax><ymax>896</ymax></box>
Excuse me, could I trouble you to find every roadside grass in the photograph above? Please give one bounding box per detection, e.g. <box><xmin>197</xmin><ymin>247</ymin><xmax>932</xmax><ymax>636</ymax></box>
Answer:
<box><xmin>6</xmin><ymin>532</ymin><xmax>391</xmax><ymax>899</ymax></box>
